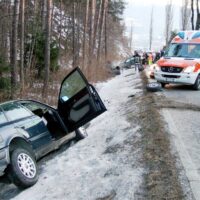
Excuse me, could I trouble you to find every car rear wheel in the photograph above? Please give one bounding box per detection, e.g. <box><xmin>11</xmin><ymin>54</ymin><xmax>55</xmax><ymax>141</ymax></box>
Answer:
<box><xmin>8</xmin><ymin>148</ymin><xmax>38</xmax><ymax>188</ymax></box>
<box><xmin>193</xmin><ymin>74</ymin><xmax>200</xmax><ymax>90</ymax></box>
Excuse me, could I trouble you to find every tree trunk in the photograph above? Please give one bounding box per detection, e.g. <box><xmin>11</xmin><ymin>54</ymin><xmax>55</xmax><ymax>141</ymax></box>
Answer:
<box><xmin>11</xmin><ymin>0</ymin><xmax>20</xmax><ymax>99</ymax></box>
<box><xmin>181</xmin><ymin>0</ymin><xmax>190</xmax><ymax>30</ymax></box>
<box><xmin>76</xmin><ymin>1</ymin><xmax>81</xmax><ymax>67</ymax></box>
<box><xmin>82</xmin><ymin>0</ymin><xmax>89</xmax><ymax>70</ymax></box>
<box><xmin>42</xmin><ymin>0</ymin><xmax>52</xmax><ymax>99</ymax></box>
<box><xmin>42</xmin><ymin>0</ymin><xmax>47</xmax><ymax>31</ymax></box>
<box><xmin>92</xmin><ymin>0</ymin><xmax>102</xmax><ymax>53</ymax></box>
<box><xmin>20</xmin><ymin>0</ymin><xmax>25</xmax><ymax>95</ymax></box>
<box><xmin>195</xmin><ymin>0</ymin><xmax>200</xmax><ymax>30</ymax></box>
<box><xmin>104</xmin><ymin>1</ymin><xmax>108</xmax><ymax>61</ymax></box>
<box><xmin>88</xmin><ymin>0</ymin><xmax>96</xmax><ymax>66</ymax></box>
<box><xmin>97</xmin><ymin>0</ymin><xmax>107</xmax><ymax>63</ymax></box>
<box><xmin>0</xmin><ymin>0</ymin><xmax>9</xmax><ymax>63</ymax></box>
<box><xmin>191</xmin><ymin>0</ymin><xmax>194</xmax><ymax>30</ymax></box>
<box><xmin>58</xmin><ymin>0</ymin><xmax>63</xmax><ymax>61</ymax></box>
<box><xmin>26</xmin><ymin>0</ymin><xmax>39</xmax><ymax>74</ymax></box>
<box><xmin>51</xmin><ymin>0</ymin><xmax>55</xmax><ymax>34</ymax></box>
<box><xmin>149</xmin><ymin>7</ymin><xmax>153</xmax><ymax>50</ymax></box>
<box><xmin>165</xmin><ymin>0</ymin><xmax>173</xmax><ymax>45</ymax></box>
<box><xmin>72</xmin><ymin>1</ymin><xmax>76</xmax><ymax>68</ymax></box>
<box><xmin>129</xmin><ymin>21</ymin><xmax>133</xmax><ymax>51</ymax></box>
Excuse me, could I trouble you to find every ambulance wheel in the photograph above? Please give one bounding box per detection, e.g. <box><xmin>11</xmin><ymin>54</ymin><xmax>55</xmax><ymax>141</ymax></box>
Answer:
<box><xmin>193</xmin><ymin>74</ymin><xmax>200</xmax><ymax>90</ymax></box>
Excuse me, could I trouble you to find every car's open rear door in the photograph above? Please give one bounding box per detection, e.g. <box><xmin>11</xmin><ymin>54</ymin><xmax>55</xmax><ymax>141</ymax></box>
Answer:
<box><xmin>57</xmin><ymin>67</ymin><xmax>106</xmax><ymax>132</ymax></box>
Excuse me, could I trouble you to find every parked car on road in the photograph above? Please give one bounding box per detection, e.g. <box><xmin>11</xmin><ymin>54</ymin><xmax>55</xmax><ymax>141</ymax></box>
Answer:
<box><xmin>154</xmin><ymin>31</ymin><xmax>200</xmax><ymax>89</ymax></box>
<box><xmin>0</xmin><ymin>67</ymin><xmax>106</xmax><ymax>188</ymax></box>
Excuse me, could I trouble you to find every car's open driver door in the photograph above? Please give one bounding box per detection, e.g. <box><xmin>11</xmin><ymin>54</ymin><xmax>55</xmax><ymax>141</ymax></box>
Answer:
<box><xmin>57</xmin><ymin>67</ymin><xmax>106</xmax><ymax>132</ymax></box>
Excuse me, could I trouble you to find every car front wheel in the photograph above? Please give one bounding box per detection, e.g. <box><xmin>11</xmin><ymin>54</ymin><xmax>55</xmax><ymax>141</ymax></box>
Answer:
<box><xmin>8</xmin><ymin>148</ymin><xmax>38</xmax><ymax>188</ymax></box>
<box><xmin>193</xmin><ymin>74</ymin><xmax>200</xmax><ymax>90</ymax></box>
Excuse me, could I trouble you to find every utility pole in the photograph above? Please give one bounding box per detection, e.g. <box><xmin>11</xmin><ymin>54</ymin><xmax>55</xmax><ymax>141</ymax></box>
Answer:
<box><xmin>149</xmin><ymin>7</ymin><xmax>153</xmax><ymax>50</ymax></box>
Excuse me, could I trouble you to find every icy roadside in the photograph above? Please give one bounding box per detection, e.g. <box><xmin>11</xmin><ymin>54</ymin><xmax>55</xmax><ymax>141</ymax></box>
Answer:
<box><xmin>11</xmin><ymin>69</ymin><xmax>144</xmax><ymax>200</ymax></box>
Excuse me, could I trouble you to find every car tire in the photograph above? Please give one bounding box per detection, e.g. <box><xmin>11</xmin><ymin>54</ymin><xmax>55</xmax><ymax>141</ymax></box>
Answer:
<box><xmin>75</xmin><ymin>127</ymin><xmax>88</xmax><ymax>141</ymax></box>
<box><xmin>8</xmin><ymin>148</ymin><xmax>38</xmax><ymax>188</ymax></box>
<box><xmin>146</xmin><ymin>82</ymin><xmax>162</xmax><ymax>92</ymax></box>
<box><xmin>193</xmin><ymin>74</ymin><xmax>200</xmax><ymax>90</ymax></box>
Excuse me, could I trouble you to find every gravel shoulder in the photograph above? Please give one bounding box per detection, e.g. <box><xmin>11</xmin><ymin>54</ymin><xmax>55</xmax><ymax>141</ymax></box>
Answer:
<box><xmin>133</xmin><ymin>72</ymin><xmax>194</xmax><ymax>199</ymax></box>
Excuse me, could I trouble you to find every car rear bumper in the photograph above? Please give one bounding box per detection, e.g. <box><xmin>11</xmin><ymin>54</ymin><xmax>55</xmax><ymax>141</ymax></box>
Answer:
<box><xmin>154</xmin><ymin>71</ymin><xmax>198</xmax><ymax>85</ymax></box>
<box><xmin>0</xmin><ymin>147</ymin><xmax>9</xmax><ymax>176</ymax></box>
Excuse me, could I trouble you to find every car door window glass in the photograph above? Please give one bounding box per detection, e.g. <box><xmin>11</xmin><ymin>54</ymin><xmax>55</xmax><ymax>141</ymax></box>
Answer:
<box><xmin>0</xmin><ymin>109</ymin><xmax>7</xmax><ymax>124</ymax></box>
<box><xmin>2</xmin><ymin>103</ymin><xmax>32</xmax><ymax>121</ymax></box>
<box><xmin>60</xmin><ymin>71</ymin><xmax>86</xmax><ymax>101</ymax></box>
<box><xmin>21</xmin><ymin>102</ymin><xmax>46</xmax><ymax>112</ymax></box>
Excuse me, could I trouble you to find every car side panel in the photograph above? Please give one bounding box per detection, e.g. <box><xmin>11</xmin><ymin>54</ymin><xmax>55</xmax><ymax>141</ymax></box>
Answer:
<box><xmin>0</xmin><ymin>123</ymin><xmax>27</xmax><ymax>174</ymax></box>
<box><xmin>14</xmin><ymin>116</ymin><xmax>52</xmax><ymax>150</ymax></box>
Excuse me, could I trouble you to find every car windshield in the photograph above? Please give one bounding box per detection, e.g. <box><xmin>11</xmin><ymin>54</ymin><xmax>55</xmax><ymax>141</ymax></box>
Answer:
<box><xmin>164</xmin><ymin>43</ymin><xmax>200</xmax><ymax>58</ymax></box>
<box><xmin>21</xmin><ymin>101</ymin><xmax>47</xmax><ymax>112</ymax></box>
<box><xmin>125</xmin><ymin>58</ymin><xmax>134</xmax><ymax>63</ymax></box>
<box><xmin>1</xmin><ymin>103</ymin><xmax>32</xmax><ymax>121</ymax></box>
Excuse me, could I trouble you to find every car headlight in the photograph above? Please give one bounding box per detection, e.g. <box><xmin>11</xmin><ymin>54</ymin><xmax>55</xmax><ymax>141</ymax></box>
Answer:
<box><xmin>183</xmin><ymin>66</ymin><xmax>195</xmax><ymax>73</ymax></box>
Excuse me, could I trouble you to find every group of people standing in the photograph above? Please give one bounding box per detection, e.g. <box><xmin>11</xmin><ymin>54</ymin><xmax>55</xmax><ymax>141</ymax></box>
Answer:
<box><xmin>132</xmin><ymin>50</ymin><xmax>162</xmax><ymax>71</ymax></box>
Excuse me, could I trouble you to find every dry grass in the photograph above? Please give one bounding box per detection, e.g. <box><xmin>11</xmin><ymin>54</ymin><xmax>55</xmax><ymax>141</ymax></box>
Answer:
<box><xmin>136</xmin><ymin>72</ymin><xmax>185</xmax><ymax>199</ymax></box>
<box><xmin>17</xmin><ymin>61</ymin><xmax>113</xmax><ymax>106</ymax></box>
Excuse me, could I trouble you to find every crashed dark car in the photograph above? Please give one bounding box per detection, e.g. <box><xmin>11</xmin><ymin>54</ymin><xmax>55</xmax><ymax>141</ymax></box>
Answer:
<box><xmin>121</xmin><ymin>57</ymin><xmax>135</xmax><ymax>69</ymax></box>
<box><xmin>0</xmin><ymin>67</ymin><xmax>106</xmax><ymax>188</ymax></box>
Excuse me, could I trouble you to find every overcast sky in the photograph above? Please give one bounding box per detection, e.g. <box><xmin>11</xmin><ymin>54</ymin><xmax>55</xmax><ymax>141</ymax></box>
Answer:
<box><xmin>123</xmin><ymin>0</ymin><xmax>183</xmax><ymax>51</ymax></box>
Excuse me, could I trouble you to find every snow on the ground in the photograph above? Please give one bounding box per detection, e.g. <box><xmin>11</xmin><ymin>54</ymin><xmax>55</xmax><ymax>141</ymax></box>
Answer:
<box><xmin>12</xmin><ymin>69</ymin><xmax>144</xmax><ymax>200</ymax></box>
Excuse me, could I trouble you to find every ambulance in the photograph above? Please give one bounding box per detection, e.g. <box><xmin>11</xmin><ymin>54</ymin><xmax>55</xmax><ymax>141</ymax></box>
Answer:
<box><xmin>154</xmin><ymin>31</ymin><xmax>200</xmax><ymax>90</ymax></box>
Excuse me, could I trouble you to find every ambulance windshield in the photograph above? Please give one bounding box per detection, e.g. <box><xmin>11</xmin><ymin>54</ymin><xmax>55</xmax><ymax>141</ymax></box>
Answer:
<box><xmin>164</xmin><ymin>43</ymin><xmax>200</xmax><ymax>59</ymax></box>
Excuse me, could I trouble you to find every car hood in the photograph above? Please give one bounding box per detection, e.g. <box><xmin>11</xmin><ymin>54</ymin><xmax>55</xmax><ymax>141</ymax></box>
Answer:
<box><xmin>157</xmin><ymin>57</ymin><xmax>200</xmax><ymax>69</ymax></box>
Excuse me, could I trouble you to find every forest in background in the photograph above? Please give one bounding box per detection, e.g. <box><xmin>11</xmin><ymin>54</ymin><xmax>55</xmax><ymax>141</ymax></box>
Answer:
<box><xmin>0</xmin><ymin>0</ymin><xmax>130</xmax><ymax>104</ymax></box>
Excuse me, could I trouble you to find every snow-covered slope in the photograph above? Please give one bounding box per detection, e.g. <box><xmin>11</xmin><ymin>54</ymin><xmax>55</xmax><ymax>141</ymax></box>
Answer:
<box><xmin>11</xmin><ymin>69</ymin><xmax>144</xmax><ymax>200</ymax></box>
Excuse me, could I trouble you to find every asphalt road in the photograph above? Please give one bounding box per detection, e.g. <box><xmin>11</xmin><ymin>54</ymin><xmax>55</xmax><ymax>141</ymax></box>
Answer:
<box><xmin>160</xmin><ymin>83</ymin><xmax>200</xmax><ymax>200</ymax></box>
<box><xmin>162</xmin><ymin>84</ymin><xmax>200</xmax><ymax>107</ymax></box>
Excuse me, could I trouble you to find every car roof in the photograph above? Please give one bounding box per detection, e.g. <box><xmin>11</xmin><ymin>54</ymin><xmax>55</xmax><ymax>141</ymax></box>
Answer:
<box><xmin>0</xmin><ymin>100</ymin><xmax>17</xmax><ymax>106</ymax></box>
<box><xmin>0</xmin><ymin>99</ymin><xmax>55</xmax><ymax>110</ymax></box>
<box><xmin>0</xmin><ymin>99</ymin><xmax>41</xmax><ymax>106</ymax></box>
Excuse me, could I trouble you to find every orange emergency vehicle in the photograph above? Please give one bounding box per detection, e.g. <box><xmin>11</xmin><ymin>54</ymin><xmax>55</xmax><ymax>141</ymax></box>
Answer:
<box><xmin>154</xmin><ymin>31</ymin><xmax>200</xmax><ymax>90</ymax></box>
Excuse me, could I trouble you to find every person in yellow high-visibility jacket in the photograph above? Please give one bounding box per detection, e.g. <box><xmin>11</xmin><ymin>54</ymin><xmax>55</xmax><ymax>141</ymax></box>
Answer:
<box><xmin>148</xmin><ymin>53</ymin><xmax>153</xmax><ymax>65</ymax></box>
